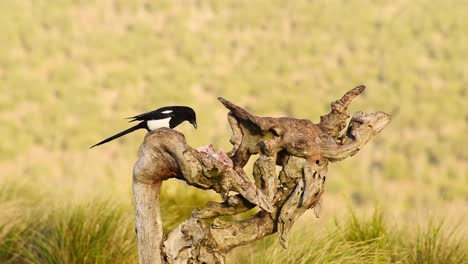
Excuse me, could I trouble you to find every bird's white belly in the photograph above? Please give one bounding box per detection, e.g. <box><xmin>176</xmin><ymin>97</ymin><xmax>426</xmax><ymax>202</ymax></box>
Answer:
<box><xmin>147</xmin><ymin>118</ymin><xmax>171</xmax><ymax>130</ymax></box>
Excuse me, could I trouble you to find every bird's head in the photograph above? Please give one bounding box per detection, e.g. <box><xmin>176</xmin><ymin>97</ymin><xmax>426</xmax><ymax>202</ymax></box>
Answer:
<box><xmin>186</xmin><ymin>107</ymin><xmax>197</xmax><ymax>129</ymax></box>
<box><xmin>165</xmin><ymin>106</ymin><xmax>197</xmax><ymax>129</ymax></box>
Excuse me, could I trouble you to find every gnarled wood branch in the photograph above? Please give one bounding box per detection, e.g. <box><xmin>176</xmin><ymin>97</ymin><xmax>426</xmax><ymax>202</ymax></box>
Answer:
<box><xmin>132</xmin><ymin>85</ymin><xmax>391</xmax><ymax>264</ymax></box>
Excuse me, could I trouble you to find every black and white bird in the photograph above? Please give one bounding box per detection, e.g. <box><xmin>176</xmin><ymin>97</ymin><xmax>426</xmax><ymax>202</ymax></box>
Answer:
<box><xmin>90</xmin><ymin>106</ymin><xmax>197</xmax><ymax>148</ymax></box>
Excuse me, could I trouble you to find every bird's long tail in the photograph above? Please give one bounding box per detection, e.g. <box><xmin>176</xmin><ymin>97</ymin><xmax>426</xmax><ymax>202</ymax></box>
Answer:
<box><xmin>90</xmin><ymin>122</ymin><xmax>147</xmax><ymax>148</ymax></box>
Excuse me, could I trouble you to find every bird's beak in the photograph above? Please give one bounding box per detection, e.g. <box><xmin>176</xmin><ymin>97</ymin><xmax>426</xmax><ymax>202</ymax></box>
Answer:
<box><xmin>192</xmin><ymin>122</ymin><xmax>197</xmax><ymax>129</ymax></box>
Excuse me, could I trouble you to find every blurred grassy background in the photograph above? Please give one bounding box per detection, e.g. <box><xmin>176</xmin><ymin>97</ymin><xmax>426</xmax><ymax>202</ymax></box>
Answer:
<box><xmin>0</xmin><ymin>0</ymin><xmax>466</xmax><ymax>263</ymax></box>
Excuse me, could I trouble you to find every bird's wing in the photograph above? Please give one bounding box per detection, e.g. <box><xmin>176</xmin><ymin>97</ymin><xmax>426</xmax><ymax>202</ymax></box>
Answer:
<box><xmin>127</xmin><ymin>107</ymin><xmax>174</xmax><ymax>122</ymax></box>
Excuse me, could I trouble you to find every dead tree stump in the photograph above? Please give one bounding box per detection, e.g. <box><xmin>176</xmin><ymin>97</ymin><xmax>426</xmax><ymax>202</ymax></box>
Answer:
<box><xmin>132</xmin><ymin>85</ymin><xmax>391</xmax><ymax>264</ymax></box>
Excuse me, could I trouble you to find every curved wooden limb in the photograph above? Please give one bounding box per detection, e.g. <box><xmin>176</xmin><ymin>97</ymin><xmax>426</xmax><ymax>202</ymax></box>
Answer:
<box><xmin>162</xmin><ymin>211</ymin><xmax>275</xmax><ymax>263</ymax></box>
<box><xmin>132</xmin><ymin>129</ymin><xmax>274</xmax><ymax>263</ymax></box>
<box><xmin>133</xmin><ymin>131</ymin><xmax>182</xmax><ymax>264</ymax></box>
<box><xmin>192</xmin><ymin>195</ymin><xmax>255</xmax><ymax>219</ymax></box>
<box><xmin>253</xmin><ymin>155</ymin><xmax>278</xmax><ymax>201</ymax></box>
<box><xmin>318</xmin><ymin>85</ymin><xmax>366</xmax><ymax>138</ymax></box>
<box><xmin>277</xmin><ymin>158</ymin><xmax>328</xmax><ymax>248</ymax></box>
<box><xmin>133</xmin><ymin>86</ymin><xmax>390</xmax><ymax>264</ymax></box>
<box><xmin>136</xmin><ymin>129</ymin><xmax>273</xmax><ymax>212</ymax></box>
<box><xmin>317</xmin><ymin>111</ymin><xmax>391</xmax><ymax>162</ymax></box>
<box><xmin>133</xmin><ymin>179</ymin><xmax>164</xmax><ymax>264</ymax></box>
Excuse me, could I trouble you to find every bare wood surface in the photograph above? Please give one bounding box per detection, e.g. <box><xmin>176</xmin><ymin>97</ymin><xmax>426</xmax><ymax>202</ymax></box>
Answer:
<box><xmin>132</xmin><ymin>86</ymin><xmax>391</xmax><ymax>263</ymax></box>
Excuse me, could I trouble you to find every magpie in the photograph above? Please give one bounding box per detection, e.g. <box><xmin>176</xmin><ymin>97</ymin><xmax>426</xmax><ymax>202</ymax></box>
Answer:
<box><xmin>90</xmin><ymin>106</ymin><xmax>197</xmax><ymax>148</ymax></box>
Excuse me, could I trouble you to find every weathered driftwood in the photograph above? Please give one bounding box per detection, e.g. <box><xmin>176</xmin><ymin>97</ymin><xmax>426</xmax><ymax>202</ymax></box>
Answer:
<box><xmin>132</xmin><ymin>85</ymin><xmax>391</xmax><ymax>264</ymax></box>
